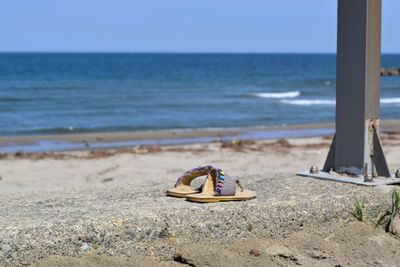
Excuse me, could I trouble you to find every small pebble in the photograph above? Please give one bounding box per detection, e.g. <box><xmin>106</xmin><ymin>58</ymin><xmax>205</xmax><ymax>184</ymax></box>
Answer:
<box><xmin>249</xmin><ymin>249</ymin><xmax>261</xmax><ymax>257</ymax></box>
<box><xmin>1</xmin><ymin>244</ymin><xmax>11</xmax><ymax>254</ymax></box>
<box><xmin>124</xmin><ymin>228</ymin><xmax>136</xmax><ymax>239</ymax></box>
<box><xmin>81</xmin><ymin>243</ymin><xmax>91</xmax><ymax>252</ymax></box>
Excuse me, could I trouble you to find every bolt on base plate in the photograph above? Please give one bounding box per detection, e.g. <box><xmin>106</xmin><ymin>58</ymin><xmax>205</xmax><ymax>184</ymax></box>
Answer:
<box><xmin>297</xmin><ymin>171</ymin><xmax>400</xmax><ymax>187</ymax></box>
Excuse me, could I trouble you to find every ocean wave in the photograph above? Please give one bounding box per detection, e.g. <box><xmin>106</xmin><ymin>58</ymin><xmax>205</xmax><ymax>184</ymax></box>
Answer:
<box><xmin>380</xmin><ymin>98</ymin><xmax>400</xmax><ymax>104</ymax></box>
<box><xmin>20</xmin><ymin>127</ymin><xmax>92</xmax><ymax>135</ymax></box>
<box><xmin>280</xmin><ymin>99</ymin><xmax>335</xmax><ymax>106</ymax></box>
<box><xmin>281</xmin><ymin>97</ymin><xmax>400</xmax><ymax>106</ymax></box>
<box><xmin>252</xmin><ymin>91</ymin><xmax>300</xmax><ymax>99</ymax></box>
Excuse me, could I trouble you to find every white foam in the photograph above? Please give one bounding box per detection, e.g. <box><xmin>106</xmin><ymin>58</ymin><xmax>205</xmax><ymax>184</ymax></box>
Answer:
<box><xmin>252</xmin><ymin>91</ymin><xmax>300</xmax><ymax>99</ymax></box>
<box><xmin>281</xmin><ymin>97</ymin><xmax>400</xmax><ymax>106</ymax></box>
<box><xmin>380</xmin><ymin>98</ymin><xmax>400</xmax><ymax>104</ymax></box>
<box><xmin>280</xmin><ymin>99</ymin><xmax>336</xmax><ymax>106</ymax></box>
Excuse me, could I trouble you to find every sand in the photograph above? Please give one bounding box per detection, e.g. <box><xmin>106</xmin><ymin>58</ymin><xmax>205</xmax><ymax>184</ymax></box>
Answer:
<box><xmin>1</xmin><ymin>130</ymin><xmax>400</xmax><ymax>266</ymax></box>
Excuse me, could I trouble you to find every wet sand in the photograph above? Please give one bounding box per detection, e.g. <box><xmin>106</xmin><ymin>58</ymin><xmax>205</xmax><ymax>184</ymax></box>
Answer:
<box><xmin>1</xmin><ymin>120</ymin><xmax>399</xmax><ymax>153</ymax></box>
<box><xmin>2</xmin><ymin>120</ymin><xmax>399</xmax><ymax>146</ymax></box>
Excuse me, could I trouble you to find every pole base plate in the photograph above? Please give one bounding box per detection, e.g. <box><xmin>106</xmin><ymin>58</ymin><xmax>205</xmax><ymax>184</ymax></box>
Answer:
<box><xmin>297</xmin><ymin>171</ymin><xmax>400</xmax><ymax>186</ymax></box>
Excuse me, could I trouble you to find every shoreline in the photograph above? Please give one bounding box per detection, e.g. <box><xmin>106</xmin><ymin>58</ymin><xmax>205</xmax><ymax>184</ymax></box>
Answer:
<box><xmin>1</xmin><ymin>120</ymin><xmax>400</xmax><ymax>153</ymax></box>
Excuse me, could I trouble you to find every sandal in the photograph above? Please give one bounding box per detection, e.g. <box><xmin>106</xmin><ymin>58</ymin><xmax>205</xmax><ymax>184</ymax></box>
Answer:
<box><xmin>166</xmin><ymin>165</ymin><xmax>216</xmax><ymax>198</ymax></box>
<box><xmin>185</xmin><ymin>168</ymin><xmax>256</xmax><ymax>203</ymax></box>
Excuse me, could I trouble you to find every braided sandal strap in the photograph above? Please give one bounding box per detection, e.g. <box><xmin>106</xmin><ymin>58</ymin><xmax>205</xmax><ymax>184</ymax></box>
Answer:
<box><xmin>174</xmin><ymin>165</ymin><xmax>217</xmax><ymax>187</ymax></box>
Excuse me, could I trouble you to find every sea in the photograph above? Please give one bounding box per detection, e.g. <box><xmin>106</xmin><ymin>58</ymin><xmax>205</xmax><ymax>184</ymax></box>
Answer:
<box><xmin>1</xmin><ymin>53</ymin><xmax>400</xmax><ymax>137</ymax></box>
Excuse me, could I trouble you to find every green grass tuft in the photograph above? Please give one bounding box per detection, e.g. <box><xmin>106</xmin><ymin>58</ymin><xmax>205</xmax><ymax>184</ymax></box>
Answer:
<box><xmin>376</xmin><ymin>190</ymin><xmax>400</xmax><ymax>234</ymax></box>
<box><xmin>351</xmin><ymin>197</ymin><xmax>366</xmax><ymax>222</ymax></box>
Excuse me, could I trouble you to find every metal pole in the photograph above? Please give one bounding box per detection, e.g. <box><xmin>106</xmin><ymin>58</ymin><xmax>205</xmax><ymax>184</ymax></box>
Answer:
<box><xmin>323</xmin><ymin>0</ymin><xmax>390</xmax><ymax>177</ymax></box>
<box><xmin>298</xmin><ymin>0</ymin><xmax>397</xmax><ymax>185</ymax></box>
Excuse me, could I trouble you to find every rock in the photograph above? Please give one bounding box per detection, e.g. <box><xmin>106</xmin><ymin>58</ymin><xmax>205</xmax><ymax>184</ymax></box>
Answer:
<box><xmin>249</xmin><ymin>248</ymin><xmax>261</xmax><ymax>257</ymax></box>
<box><xmin>166</xmin><ymin>237</ymin><xmax>177</xmax><ymax>246</ymax></box>
<box><xmin>158</xmin><ymin>227</ymin><xmax>171</xmax><ymax>238</ymax></box>
<box><xmin>391</xmin><ymin>217</ymin><xmax>400</xmax><ymax>236</ymax></box>
<box><xmin>381</xmin><ymin>67</ymin><xmax>400</xmax><ymax>76</ymax></box>
<box><xmin>124</xmin><ymin>228</ymin><xmax>136</xmax><ymax>240</ymax></box>
<box><xmin>1</xmin><ymin>244</ymin><xmax>11</xmax><ymax>254</ymax></box>
<box><xmin>81</xmin><ymin>242</ymin><xmax>91</xmax><ymax>252</ymax></box>
<box><xmin>114</xmin><ymin>218</ymin><xmax>124</xmax><ymax>227</ymax></box>
<box><xmin>389</xmin><ymin>69</ymin><xmax>400</xmax><ymax>76</ymax></box>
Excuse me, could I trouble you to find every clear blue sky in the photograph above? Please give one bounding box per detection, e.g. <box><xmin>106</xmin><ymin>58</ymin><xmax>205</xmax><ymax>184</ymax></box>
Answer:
<box><xmin>0</xmin><ymin>0</ymin><xmax>398</xmax><ymax>53</ymax></box>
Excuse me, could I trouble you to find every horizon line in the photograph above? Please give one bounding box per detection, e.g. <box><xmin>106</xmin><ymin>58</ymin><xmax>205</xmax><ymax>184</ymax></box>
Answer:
<box><xmin>0</xmin><ymin>51</ymin><xmax>399</xmax><ymax>55</ymax></box>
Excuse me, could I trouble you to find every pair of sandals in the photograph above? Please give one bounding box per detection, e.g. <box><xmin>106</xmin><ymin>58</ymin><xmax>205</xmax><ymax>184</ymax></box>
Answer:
<box><xmin>166</xmin><ymin>165</ymin><xmax>256</xmax><ymax>203</ymax></box>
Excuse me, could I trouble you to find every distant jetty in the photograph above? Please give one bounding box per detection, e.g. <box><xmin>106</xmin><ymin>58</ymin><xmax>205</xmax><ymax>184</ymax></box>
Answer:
<box><xmin>381</xmin><ymin>67</ymin><xmax>400</xmax><ymax>76</ymax></box>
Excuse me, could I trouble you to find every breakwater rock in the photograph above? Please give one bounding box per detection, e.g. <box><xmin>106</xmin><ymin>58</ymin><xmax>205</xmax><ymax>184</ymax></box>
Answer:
<box><xmin>381</xmin><ymin>67</ymin><xmax>400</xmax><ymax>76</ymax></box>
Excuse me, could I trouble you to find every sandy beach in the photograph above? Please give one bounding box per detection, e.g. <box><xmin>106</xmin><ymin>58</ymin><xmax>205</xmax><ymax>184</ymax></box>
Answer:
<box><xmin>1</xmin><ymin>126</ymin><xmax>400</xmax><ymax>266</ymax></box>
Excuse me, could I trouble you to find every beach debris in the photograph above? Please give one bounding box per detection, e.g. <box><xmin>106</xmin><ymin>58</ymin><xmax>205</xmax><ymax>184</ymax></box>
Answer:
<box><xmin>309</xmin><ymin>165</ymin><xmax>319</xmax><ymax>174</ymax></box>
<box><xmin>14</xmin><ymin>151</ymin><xmax>26</xmax><ymax>157</ymax></box>
<box><xmin>98</xmin><ymin>165</ymin><xmax>119</xmax><ymax>176</ymax></box>
<box><xmin>88</xmin><ymin>150</ymin><xmax>115</xmax><ymax>158</ymax></box>
<box><xmin>249</xmin><ymin>248</ymin><xmax>261</xmax><ymax>257</ymax></box>
<box><xmin>101</xmin><ymin>177</ymin><xmax>114</xmax><ymax>183</ymax></box>
<box><xmin>220</xmin><ymin>140</ymin><xmax>255</xmax><ymax>151</ymax></box>
<box><xmin>385</xmin><ymin>131</ymin><xmax>400</xmax><ymax>140</ymax></box>
<box><xmin>274</xmin><ymin>138</ymin><xmax>292</xmax><ymax>148</ymax></box>
<box><xmin>395</xmin><ymin>169</ymin><xmax>400</xmax><ymax>178</ymax></box>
